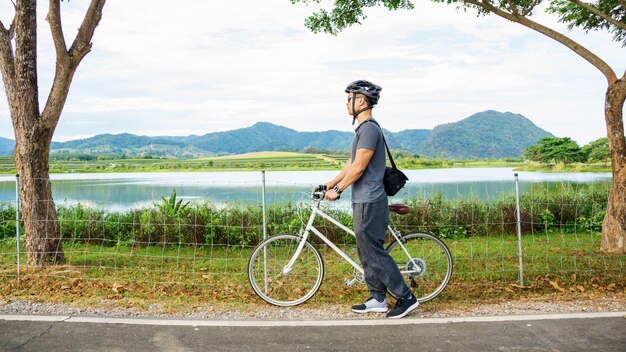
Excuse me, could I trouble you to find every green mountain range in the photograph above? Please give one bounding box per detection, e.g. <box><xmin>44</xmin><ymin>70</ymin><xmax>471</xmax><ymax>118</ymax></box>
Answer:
<box><xmin>0</xmin><ymin>137</ymin><xmax>12</xmax><ymax>155</ymax></box>
<box><xmin>0</xmin><ymin>110</ymin><xmax>554</xmax><ymax>158</ymax></box>
<box><xmin>419</xmin><ymin>110</ymin><xmax>555</xmax><ymax>158</ymax></box>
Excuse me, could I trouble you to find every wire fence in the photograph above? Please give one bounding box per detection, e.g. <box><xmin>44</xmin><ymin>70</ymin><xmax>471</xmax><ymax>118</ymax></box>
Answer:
<box><xmin>0</xmin><ymin>170</ymin><xmax>623</xmax><ymax>300</ymax></box>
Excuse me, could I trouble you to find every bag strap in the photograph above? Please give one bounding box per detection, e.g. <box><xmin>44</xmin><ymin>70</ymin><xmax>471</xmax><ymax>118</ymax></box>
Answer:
<box><xmin>363</xmin><ymin>119</ymin><xmax>398</xmax><ymax>170</ymax></box>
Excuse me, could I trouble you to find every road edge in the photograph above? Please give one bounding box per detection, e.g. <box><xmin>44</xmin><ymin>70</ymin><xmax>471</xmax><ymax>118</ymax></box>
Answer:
<box><xmin>1</xmin><ymin>311</ymin><xmax>624</xmax><ymax>327</ymax></box>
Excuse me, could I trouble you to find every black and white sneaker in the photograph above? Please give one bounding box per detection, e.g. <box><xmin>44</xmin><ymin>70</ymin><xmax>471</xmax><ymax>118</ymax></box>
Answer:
<box><xmin>386</xmin><ymin>294</ymin><xmax>419</xmax><ymax>319</ymax></box>
<box><xmin>351</xmin><ymin>297</ymin><xmax>388</xmax><ymax>313</ymax></box>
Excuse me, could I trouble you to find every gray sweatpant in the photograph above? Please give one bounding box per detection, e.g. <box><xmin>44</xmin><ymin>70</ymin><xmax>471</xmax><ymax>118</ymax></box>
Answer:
<box><xmin>353</xmin><ymin>200</ymin><xmax>411</xmax><ymax>302</ymax></box>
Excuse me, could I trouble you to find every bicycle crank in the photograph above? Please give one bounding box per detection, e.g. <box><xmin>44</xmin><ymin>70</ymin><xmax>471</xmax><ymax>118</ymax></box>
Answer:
<box><xmin>345</xmin><ymin>268</ymin><xmax>365</xmax><ymax>287</ymax></box>
<box><xmin>406</xmin><ymin>258</ymin><xmax>426</xmax><ymax>279</ymax></box>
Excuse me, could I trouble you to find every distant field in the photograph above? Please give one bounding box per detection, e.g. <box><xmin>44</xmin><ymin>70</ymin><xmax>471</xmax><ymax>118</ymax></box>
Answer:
<box><xmin>0</xmin><ymin>153</ymin><xmax>610</xmax><ymax>174</ymax></box>
<box><xmin>0</xmin><ymin>153</ymin><xmax>347</xmax><ymax>174</ymax></box>
<box><xmin>208</xmin><ymin>151</ymin><xmax>305</xmax><ymax>159</ymax></box>
<box><xmin>0</xmin><ymin>156</ymin><xmax>13</xmax><ymax>173</ymax></box>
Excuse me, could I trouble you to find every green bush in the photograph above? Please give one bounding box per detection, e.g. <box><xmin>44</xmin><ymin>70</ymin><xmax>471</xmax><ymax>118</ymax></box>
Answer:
<box><xmin>520</xmin><ymin>182</ymin><xmax>609</xmax><ymax>233</ymax></box>
<box><xmin>2</xmin><ymin>181</ymin><xmax>607</xmax><ymax>247</ymax></box>
<box><xmin>0</xmin><ymin>221</ymin><xmax>16</xmax><ymax>240</ymax></box>
<box><xmin>0</xmin><ymin>204</ymin><xmax>16</xmax><ymax>240</ymax></box>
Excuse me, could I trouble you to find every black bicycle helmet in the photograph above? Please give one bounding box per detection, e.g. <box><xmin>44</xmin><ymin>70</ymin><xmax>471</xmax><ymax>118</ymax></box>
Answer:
<box><xmin>345</xmin><ymin>80</ymin><xmax>382</xmax><ymax>106</ymax></box>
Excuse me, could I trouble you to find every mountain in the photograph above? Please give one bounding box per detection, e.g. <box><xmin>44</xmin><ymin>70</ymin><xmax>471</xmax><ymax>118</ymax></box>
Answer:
<box><xmin>50</xmin><ymin>133</ymin><xmax>208</xmax><ymax>158</ymax></box>
<box><xmin>176</xmin><ymin>122</ymin><xmax>353</xmax><ymax>154</ymax></box>
<box><xmin>391</xmin><ymin>129</ymin><xmax>431</xmax><ymax>152</ymax></box>
<box><xmin>418</xmin><ymin>111</ymin><xmax>554</xmax><ymax>158</ymax></box>
<box><xmin>1</xmin><ymin>111</ymin><xmax>555</xmax><ymax>158</ymax></box>
<box><xmin>0</xmin><ymin>137</ymin><xmax>14</xmax><ymax>156</ymax></box>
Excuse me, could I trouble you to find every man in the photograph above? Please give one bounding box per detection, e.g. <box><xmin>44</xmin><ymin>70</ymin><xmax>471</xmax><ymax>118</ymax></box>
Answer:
<box><xmin>322</xmin><ymin>80</ymin><xmax>419</xmax><ymax>319</ymax></box>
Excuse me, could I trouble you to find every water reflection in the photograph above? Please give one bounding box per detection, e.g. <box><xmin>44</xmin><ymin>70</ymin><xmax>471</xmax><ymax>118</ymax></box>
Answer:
<box><xmin>0</xmin><ymin>168</ymin><xmax>612</xmax><ymax>211</ymax></box>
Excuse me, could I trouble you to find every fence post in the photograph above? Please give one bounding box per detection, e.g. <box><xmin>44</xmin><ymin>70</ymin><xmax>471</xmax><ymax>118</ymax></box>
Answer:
<box><xmin>514</xmin><ymin>173</ymin><xmax>524</xmax><ymax>286</ymax></box>
<box><xmin>15</xmin><ymin>174</ymin><xmax>20</xmax><ymax>281</ymax></box>
<box><xmin>261</xmin><ymin>171</ymin><xmax>268</xmax><ymax>292</ymax></box>
<box><xmin>261</xmin><ymin>170</ymin><xmax>267</xmax><ymax>241</ymax></box>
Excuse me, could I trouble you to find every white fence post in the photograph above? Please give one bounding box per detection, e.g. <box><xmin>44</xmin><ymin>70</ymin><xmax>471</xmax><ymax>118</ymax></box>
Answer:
<box><xmin>261</xmin><ymin>170</ymin><xmax>267</xmax><ymax>241</ymax></box>
<box><xmin>261</xmin><ymin>170</ymin><xmax>268</xmax><ymax>292</ymax></box>
<box><xmin>514</xmin><ymin>173</ymin><xmax>524</xmax><ymax>286</ymax></box>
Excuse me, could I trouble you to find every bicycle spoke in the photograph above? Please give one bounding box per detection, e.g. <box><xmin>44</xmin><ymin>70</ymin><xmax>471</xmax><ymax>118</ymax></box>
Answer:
<box><xmin>248</xmin><ymin>235</ymin><xmax>324</xmax><ymax>306</ymax></box>
<box><xmin>387</xmin><ymin>233</ymin><xmax>453</xmax><ymax>302</ymax></box>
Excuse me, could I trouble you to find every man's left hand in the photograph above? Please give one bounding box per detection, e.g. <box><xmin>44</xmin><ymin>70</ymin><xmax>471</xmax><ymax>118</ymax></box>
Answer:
<box><xmin>325</xmin><ymin>189</ymin><xmax>340</xmax><ymax>201</ymax></box>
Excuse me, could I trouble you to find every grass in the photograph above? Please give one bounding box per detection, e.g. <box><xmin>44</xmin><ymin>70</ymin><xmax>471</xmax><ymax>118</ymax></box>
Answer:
<box><xmin>1</xmin><ymin>231</ymin><xmax>623</xmax><ymax>313</ymax></box>
<box><xmin>514</xmin><ymin>161</ymin><xmax>612</xmax><ymax>172</ymax></box>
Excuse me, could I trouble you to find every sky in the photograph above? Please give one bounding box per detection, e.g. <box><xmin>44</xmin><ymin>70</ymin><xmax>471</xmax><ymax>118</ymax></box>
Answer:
<box><xmin>0</xmin><ymin>0</ymin><xmax>623</xmax><ymax>145</ymax></box>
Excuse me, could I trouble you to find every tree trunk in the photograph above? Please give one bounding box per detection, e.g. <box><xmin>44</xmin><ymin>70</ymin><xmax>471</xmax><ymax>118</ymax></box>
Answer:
<box><xmin>601</xmin><ymin>74</ymin><xmax>626</xmax><ymax>253</ymax></box>
<box><xmin>15</xmin><ymin>126</ymin><xmax>64</xmax><ymax>266</ymax></box>
<box><xmin>8</xmin><ymin>1</ymin><xmax>62</xmax><ymax>266</ymax></box>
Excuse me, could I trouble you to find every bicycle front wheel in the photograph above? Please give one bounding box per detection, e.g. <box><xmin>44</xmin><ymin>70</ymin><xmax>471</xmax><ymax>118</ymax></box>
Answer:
<box><xmin>248</xmin><ymin>234</ymin><xmax>324</xmax><ymax>307</ymax></box>
<box><xmin>386</xmin><ymin>232</ymin><xmax>453</xmax><ymax>302</ymax></box>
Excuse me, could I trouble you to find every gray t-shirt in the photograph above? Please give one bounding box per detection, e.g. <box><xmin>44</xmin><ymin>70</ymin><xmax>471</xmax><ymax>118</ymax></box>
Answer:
<box><xmin>350</xmin><ymin>119</ymin><xmax>387</xmax><ymax>203</ymax></box>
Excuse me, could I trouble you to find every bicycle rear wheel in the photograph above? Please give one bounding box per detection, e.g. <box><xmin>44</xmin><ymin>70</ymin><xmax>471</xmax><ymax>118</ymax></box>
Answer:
<box><xmin>386</xmin><ymin>232</ymin><xmax>453</xmax><ymax>302</ymax></box>
<box><xmin>248</xmin><ymin>234</ymin><xmax>324</xmax><ymax>306</ymax></box>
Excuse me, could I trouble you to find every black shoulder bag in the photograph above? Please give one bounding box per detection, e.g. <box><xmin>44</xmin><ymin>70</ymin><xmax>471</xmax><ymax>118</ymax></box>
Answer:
<box><xmin>366</xmin><ymin>120</ymin><xmax>409</xmax><ymax>196</ymax></box>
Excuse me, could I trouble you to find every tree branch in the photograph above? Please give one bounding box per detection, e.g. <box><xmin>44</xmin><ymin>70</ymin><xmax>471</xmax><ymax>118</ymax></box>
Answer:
<box><xmin>464</xmin><ymin>0</ymin><xmax>618</xmax><ymax>85</ymax></box>
<box><xmin>6</xmin><ymin>0</ymin><xmax>16</xmax><ymax>40</ymax></box>
<box><xmin>0</xmin><ymin>1</ymin><xmax>17</xmax><ymax>120</ymax></box>
<box><xmin>506</xmin><ymin>0</ymin><xmax>520</xmax><ymax>16</ymax></box>
<box><xmin>68</xmin><ymin>0</ymin><xmax>105</xmax><ymax>65</ymax></box>
<box><xmin>568</xmin><ymin>0</ymin><xmax>626</xmax><ymax>32</ymax></box>
<box><xmin>0</xmin><ymin>0</ymin><xmax>17</xmax><ymax>41</ymax></box>
<box><xmin>521</xmin><ymin>0</ymin><xmax>541</xmax><ymax>16</ymax></box>
<box><xmin>1</xmin><ymin>0</ymin><xmax>17</xmax><ymax>40</ymax></box>
<box><xmin>1</xmin><ymin>17</ymin><xmax>16</xmax><ymax>41</ymax></box>
<box><xmin>13</xmin><ymin>0</ymin><xmax>40</xmax><ymax>118</ymax></box>
<box><xmin>47</xmin><ymin>0</ymin><xmax>68</xmax><ymax>62</ymax></box>
<box><xmin>0</xmin><ymin>18</ymin><xmax>17</xmax><ymax>112</ymax></box>
<box><xmin>42</xmin><ymin>0</ymin><xmax>106</xmax><ymax>130</ymax></box>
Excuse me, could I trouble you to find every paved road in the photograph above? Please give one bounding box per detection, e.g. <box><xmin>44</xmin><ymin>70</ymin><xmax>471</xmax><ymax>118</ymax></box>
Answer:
<box><xmin>1</xmin><ymin>313</ymin><xmax>624</xmax><ymax>351</ymax></box>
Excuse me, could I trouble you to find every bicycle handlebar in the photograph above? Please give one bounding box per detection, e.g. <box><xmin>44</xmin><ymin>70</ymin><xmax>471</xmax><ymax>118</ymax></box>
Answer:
<box><xmin>311</xmin><ymin>190</ymin><xmax>326</xmax><ymax>200</ymax></box>
<box><xmin>311</xmin><ymin>188</ymin><xmax>340</xmax><ymax>201</ymax></box>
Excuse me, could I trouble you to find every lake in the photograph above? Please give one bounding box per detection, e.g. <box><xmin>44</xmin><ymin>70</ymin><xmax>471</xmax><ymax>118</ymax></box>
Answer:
<box><xmin>0</xmin><ymin>168</ymin><xmax>613</xmax><ymax>211</ymax></box>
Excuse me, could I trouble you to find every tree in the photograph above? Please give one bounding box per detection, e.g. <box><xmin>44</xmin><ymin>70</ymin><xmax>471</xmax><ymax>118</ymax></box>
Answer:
<box><xmin>524</xmin><ymin>137</ymin><xmax>587</xmax><ymax>164</ymax></box>
<box><xmin>583</xmin><ymin>137</ymin><xmax>611</xmax><ymax>165</ymax></box>
<box><xmin>291</xmin><ymin>0</ymin><xmax>626</xmax><ymax>253</ymax></box>
<box><xmin>523</xmin><ymin>144</ymin><xmax>544</xmax><ymax>163</ymax></box>
<box><xmin>0</xmin><ymin>0</ymin><xmax>106</xmax><ymax>266</ymax></box>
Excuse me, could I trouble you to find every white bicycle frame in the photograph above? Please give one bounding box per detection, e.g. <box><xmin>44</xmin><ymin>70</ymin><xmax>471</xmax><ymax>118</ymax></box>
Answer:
<box><xmin>281</xmin><ymin>194</ymin><xmax>421</xmax><ymax>286</ymax></box>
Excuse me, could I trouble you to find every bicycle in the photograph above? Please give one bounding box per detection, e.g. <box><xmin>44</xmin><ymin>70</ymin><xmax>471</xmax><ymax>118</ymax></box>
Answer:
<box><xmin>247</xmin><ymin>189</ymin><xmax>453</xmax><ymax>307</ymax></box>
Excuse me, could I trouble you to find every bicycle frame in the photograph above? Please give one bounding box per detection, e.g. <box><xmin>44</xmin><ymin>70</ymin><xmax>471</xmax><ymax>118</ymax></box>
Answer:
<box><xmin>282</xmin><ymin>195</ymin><xmax>421</xmax><ymax>284</ymax></box>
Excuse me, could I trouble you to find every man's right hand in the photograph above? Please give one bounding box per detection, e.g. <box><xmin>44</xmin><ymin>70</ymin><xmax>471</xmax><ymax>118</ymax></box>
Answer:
<box><xmin>325</xmin><ymin>189</ymin><xmax>340</xmax><ymax>201</ymax></box>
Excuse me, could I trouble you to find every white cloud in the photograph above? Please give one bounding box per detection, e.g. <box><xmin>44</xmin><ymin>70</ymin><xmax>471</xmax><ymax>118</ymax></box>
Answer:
<box><xmin>0</xmin><ymin>0</ymin><xmax>623</xmax><ymax>145</ymax></box>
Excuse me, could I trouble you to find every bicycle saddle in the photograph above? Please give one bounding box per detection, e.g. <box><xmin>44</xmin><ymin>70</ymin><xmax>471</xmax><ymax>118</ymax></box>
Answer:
<box><xmin>389</xmin><ymin>204</ymin><xmax>411</xmax><ymax>215</ymax></box>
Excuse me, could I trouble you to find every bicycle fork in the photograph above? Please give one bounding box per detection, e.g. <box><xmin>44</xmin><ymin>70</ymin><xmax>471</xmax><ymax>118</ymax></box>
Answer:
<box><xmin>281</xmin><ymin>204</ymin><xmax>318</xmax><ymax>275</ymax></box>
